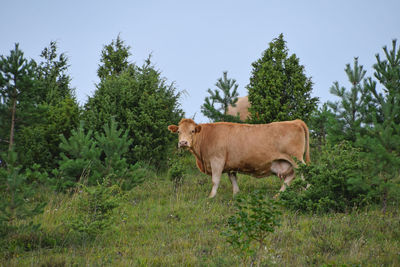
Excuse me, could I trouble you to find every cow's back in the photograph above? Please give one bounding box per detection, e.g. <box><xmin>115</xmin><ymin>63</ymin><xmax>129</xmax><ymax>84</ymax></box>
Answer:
<box><xmin>226</xmin><ymin>96</ymin><xmax>250</xmax><ymax>121</ymax></box>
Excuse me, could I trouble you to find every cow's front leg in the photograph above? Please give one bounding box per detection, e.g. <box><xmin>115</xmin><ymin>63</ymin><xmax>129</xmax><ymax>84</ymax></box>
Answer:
<box><xmin>229</xmin><ymin>172</ymin><xmax>239</xmax><ymax>195</ymax></box>
<box><xmin>209</xmin><ymin>159</ymin><xmax>224</xmax><ymax>198</ymax></box>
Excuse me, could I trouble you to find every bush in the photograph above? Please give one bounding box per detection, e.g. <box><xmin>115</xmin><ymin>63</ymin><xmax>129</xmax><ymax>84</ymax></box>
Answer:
<box><xmin>222</xmin><ymin>190</ymin><xmax>281</xmax><ymax>265</ymax></box>
<box><xmin>67</xmin><ymin>181</ymin><xmax>122</xmax><ymax>241</ymax></box>
<box><xmin>280</xmin><ymin>142</ymin><xmax>378</xmax><ymax>213</ymax></box>
<box><xmin>168</xmin><ymin>150</ymin><xmax>186</xmax><ymax>192</ymax></box>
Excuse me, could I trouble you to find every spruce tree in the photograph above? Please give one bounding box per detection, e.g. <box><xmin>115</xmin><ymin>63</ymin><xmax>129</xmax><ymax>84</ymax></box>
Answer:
<box><xmin>247</xmin><ymin>34</ymin><xmax>318</xmax><ymax>123</ymax></box>
<box><xmin>328</xmin><ymin>57</ymin><xmax>368</xmax><ymax>143</ymax></box>
<box><xmin>201</xmin><ymin>71</ymin><xmax>240</xmax><ymax>122</ymax></box>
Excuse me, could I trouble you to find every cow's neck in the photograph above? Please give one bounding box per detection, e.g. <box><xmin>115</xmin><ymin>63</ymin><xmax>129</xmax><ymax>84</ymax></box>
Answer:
<box><xmin>190</xmin><ymin>131</ymin><xmax>203</xmax><ymax>163</ymax></box>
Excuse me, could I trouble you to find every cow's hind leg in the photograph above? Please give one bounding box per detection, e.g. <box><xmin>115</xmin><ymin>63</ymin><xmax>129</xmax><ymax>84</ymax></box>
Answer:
<box><xmin>209</xmin><ymin>158</ymin><xmax>224</xmax><ymax>198</ymax></box>
<box><xmin>228</xmin><ymin>172</ymin><xmax>239</xmax><ymax>195</ymax></box>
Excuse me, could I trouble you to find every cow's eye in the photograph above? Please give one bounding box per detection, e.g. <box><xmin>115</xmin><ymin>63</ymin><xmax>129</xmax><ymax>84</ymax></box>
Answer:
<box><xmin>177</xmin><ymin>130</ymin><xmax>180</xmax><ymax>134</ymax></box>
<box><xmin>191</xmin><ymin>130</ymin><xmax>195</xmax><ymax>133</ymax></box>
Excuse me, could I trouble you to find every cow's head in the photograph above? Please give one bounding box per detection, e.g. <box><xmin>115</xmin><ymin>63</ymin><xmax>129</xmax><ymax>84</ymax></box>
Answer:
<box><xmin>168</xmin><ymin>118</ymin><xmax>201</xmax><ymax>148</ymax></box>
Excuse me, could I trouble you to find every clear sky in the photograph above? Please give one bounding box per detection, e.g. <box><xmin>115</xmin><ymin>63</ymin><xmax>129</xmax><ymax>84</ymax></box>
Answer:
<box><xmin>2</xmin><ymin>0</ymin><xmax>399</xmax><ymax>122</ymax></box>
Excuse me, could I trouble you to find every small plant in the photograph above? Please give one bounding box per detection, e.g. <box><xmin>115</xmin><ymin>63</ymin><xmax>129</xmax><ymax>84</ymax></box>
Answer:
<box><xmin>168</xmin><ymin>150</ymin><xmax>187</xmax><ymax>192</ymax></box>
<box><xmin>222</xmin><ymin>190</ymin><xmax>281</xmax><ymax>266</ymax></box>
<box><xmin>67</xmin><ymin>180</ymin><xmax>122</xmax><ymax>241</ymax></box>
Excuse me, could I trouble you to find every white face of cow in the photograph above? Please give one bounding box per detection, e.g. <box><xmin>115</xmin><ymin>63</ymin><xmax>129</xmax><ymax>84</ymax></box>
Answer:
<box><xmin>168</xmin><ymin>119</ymin><xmax>201</xmax><ymax>148</ymax></box>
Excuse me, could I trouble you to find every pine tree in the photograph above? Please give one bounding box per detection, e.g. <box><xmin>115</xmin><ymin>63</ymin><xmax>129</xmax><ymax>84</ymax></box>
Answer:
<box><xmin>201</xmin><ymin>71</ymin><xmax>240</xmax><ymax>122</ymax></box>
<box><xmin>328</xmin><ymin>57</ymin><xmax>368</xmax><ymax>143</ymax></box>
<box><xmin>247</xmin><ymin>34</ymin><xmax>318</xmax><ymax>124</ymax></box>
<box><xmin>357</xmin><ymin>40</ymin><xmax>400</xmax><ymax>212</ymax></box>
<box><xmin>0</xmin><ymin>43</ymin><xmax>36</xmax><ymax>151</ymax></box>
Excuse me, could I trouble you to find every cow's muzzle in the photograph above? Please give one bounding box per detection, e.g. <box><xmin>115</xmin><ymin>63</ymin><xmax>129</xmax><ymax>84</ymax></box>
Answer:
<box><xmin>178</xmin><ymin>140</ymin><xmax>189</xmax><ymax>148</ymax></box>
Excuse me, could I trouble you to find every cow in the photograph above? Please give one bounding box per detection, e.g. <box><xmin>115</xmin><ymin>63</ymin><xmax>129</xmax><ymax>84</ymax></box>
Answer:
<box><xmin>168</xmin><ymin>118</ymin><xmax>310</xmax><ymax>198</ymax></box>
<box><xmin>226</xmin><ymin>96</ymin><xmax>250</xmax><ymax>121</ymax></box>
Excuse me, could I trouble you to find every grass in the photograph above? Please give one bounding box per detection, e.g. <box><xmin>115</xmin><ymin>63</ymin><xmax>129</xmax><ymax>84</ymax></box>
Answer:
<box><xmin>1</xmin><ymin>166</ymin><xmax>400</xmax><ymax>266</ymax></box>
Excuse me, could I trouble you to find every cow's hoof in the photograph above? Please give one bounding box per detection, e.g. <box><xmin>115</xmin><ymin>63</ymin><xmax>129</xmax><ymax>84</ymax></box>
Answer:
<box><xmin>273</xmin><ymin>193</ymin><xmax>280</xmax><ymax>199</ymax></box>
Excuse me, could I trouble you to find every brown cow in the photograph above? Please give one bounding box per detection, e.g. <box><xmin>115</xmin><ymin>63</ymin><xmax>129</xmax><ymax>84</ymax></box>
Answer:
<box><xmin>226</xmin><ymin>96</ymin><xmax>250</xmax><ymax>121</ymax></box>
<box><xmin>168</xmin><ymin>118</ymin><xmax>310</xmax><ymax>198</ymax></box>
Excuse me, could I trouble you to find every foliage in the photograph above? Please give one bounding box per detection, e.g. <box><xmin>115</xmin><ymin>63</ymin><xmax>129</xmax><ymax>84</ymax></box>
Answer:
<box><xmin>0</xmin><ymin>150</ymin><xmax>46</xmax><ymax>251</ymax></box>
<box><xmin>16</xmin><ymin>97</ymin><xmax>80</xmax><ymax>171</ymax></box>
<box><xmin>307</xmin><ymin>103</ymin><xmax>336</xmax><ymax>151</ymax></box>
<box><xmin>168</xmin><ymin>150</ymin><xmax>186</xmax><ymax>192</ymax></box>
<box><xmin>0</xmin><ymin>42</ymin><xmax>79</xmax><ymax>172</ymax></box>
<box><xmin>222</xmin><ymin>190</ymin><xmax>281</xmax><ymax>265</ymax></box>
<box><xmin>328</xmin><ymin>57</ymin><xmax>368</xmax><ymax>143</ymax></box>
<box><xmin>97</xmin><ymin>34</ymin><xmax>131</xmax><ymax>81</ymax></box>
<box><xmin>67</xmin><ymin>181</ymin><xmax>122</xmax><ymax>240</ymax></box>
<box><xmin>35</xmin><ymin>41</ymin><xmax>74</xmax><ymax>104</ymax></box>
<box><xmin>201</xmin><ymin>71</ymin><xmax>241</xmax><ymax>122</ymax></box>
<box><xmin>58</xmin><ymin>119</ymin><xmax>144</xmax><ymax>191</ymax></box>
<box><xmin>58</xmin><ymin>123</ymin><xmax>101</xmax><ymax>191</ymax></box>
<box><xmin>84</xmin><ymin>37</ymin><xmax>183</xmax><ymax>167</ymax></box>
<box><xmin>280</xmin><ymin>142</ymin><xmax>378</xmax><ymax>213</ymax></box>
<box><xmin>0</xmin><ymin>43</ymin><xmax>36</xmax><ymax>152</ymax></box>
<box><xmin>356</xmin><ymin>39</ymin><xmax>400</xmax><ymax>212</ymax></box>
<box><xmin>247</xmin><ymin>33</ymin><xmax>318</xmax><ymax>123</ymax></box>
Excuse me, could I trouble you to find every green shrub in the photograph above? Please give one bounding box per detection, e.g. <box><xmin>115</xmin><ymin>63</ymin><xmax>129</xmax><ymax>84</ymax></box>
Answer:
<box><xmin>0</xmin><ymin>151</ymin><xmax>46</xmax><ymax>257</ymax></box>
<box><xmin>280</xmin><ymin>142</ymin><xmax>378</xmax><ymax>213</ymax></box>
<box><xmin>168</xmin><ymin>151</ymin><xmax>186</xmax><ymax>192</ymax></box>
<box><xmin>67</xmin><ymin>181</ymin><xmax>122</xmax><ymax>241</ymax></box>
<box><xmin>222</xmin><ymin>190</ymin><xmax>281</xmax><ymax>265</ymax></box>
<box><xmin>57</xmin><ymin>119</ymin><xmax>144</xmax><ymax>191</ymax></box>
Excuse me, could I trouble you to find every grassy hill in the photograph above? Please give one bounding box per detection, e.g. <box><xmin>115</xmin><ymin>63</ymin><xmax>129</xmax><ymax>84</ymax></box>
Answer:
<box><xmin>2</xmin><ymin>165</ymin><xmax>400</xmax><ymax>266</ymax></box>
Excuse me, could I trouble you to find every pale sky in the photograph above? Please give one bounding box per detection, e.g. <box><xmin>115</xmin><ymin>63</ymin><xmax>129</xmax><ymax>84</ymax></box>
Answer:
<box><xmin>2</xmin><ymin>0</ymin><xmax>400</xmax><ymax>122</ymax></box>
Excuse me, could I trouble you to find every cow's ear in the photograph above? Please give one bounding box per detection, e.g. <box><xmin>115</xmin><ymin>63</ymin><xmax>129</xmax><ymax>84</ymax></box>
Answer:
<box><xmin>195</xmin><ymin>125</ymin><xmax>202</xmax><ymax>133</ymax></box>
<box><xmin>168</xmin><ymin>125</ymin><xmax>179</xmax><ymax>133</ymax></box>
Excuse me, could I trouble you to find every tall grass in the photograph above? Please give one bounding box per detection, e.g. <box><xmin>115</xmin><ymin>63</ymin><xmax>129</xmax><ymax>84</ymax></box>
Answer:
<box><xmin>2</xmin><ymin>167</ymin><xmax>399</xmax><ymax>266</ymax></box>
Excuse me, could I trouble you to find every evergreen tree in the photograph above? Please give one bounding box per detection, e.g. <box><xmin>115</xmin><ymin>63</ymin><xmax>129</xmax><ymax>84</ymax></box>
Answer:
<box><xmin>13</xmin><ymin>42</ymin><xmax>79</xmax><ymax>171</ymax></box>
<box><xmin>357</xmin><ymin>40</ymin><xmax>400</xmax><ymax>212</ymax></box>
<box><xmin>84</xmin><ymin>37</ymin><xmax>183</xmax><ymax>167</ymax></box>
<box><xmin>97</xmin><ymin>34</ymin><xmax>131</xmax><ymax>81</ymax></box>
<box><xmin>0</xmin><ymin>150</ymin><xmax>46</xmax><ymax>233</ymax></box>
<box><xmin>247</xmin><ymin>34</ymin><xmax>318</xmax><ymax>123</ymax></box>
<box><xmin>307</xmin><ymin>103</ymin><xmax>336</xmax><ymax>152</ymax></box>
<box><xmin>0</xmin><ymin>43</ymin><xmax>36</xmax><ymax>152</ymax></box>
<box><xmin>201</xmin><ymin>71</ymin><xmax>240</xmax><ymax>122</ymax></box>
<box><xmin>328</xmin><ymin>57</ymin><xmax>368</xmax><ymax>143</ymax></box>
<box><xmin>35</xmin><ymin>41</ymin><xmax>73</xmax><ymax>104</ymax></box>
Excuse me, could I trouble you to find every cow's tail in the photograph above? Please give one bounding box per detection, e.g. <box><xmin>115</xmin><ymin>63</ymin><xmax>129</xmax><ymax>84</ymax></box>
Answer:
<box><xmin>299</xmin><ymin>120</ymin><xmax>310</xmax><ymax>164</ymax></box>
